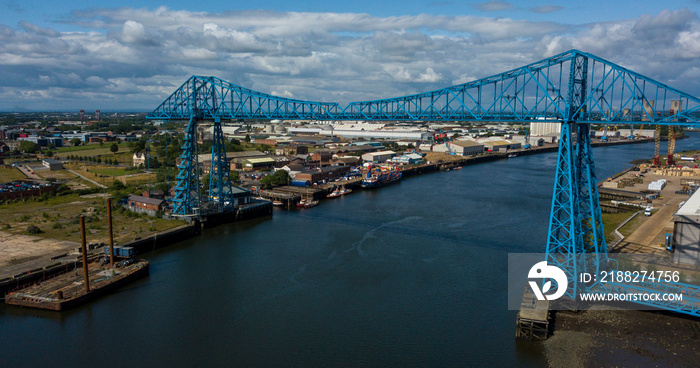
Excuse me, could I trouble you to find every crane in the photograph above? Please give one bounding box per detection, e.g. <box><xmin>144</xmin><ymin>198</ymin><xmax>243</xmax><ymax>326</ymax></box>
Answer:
<box><xmin>653</xmin><ymin>125</ymin><xmax>661</xmax><ymax>165</ymax></box>
<box><xmin>668</xmin><ymin>126</ymin><xmax>676</xmax><ymax>166</ymax></box>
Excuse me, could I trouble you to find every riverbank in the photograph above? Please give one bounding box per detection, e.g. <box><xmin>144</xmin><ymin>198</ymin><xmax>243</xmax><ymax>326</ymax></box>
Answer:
<box><xmin>544</xmin><ymin>308</ymin><xmax>700</xmax><ymax>367</ymax></box>
<box><xmin>0</xmin><ymin>136</ymin><xmax>659</xmax><ymax>302</ymax></box>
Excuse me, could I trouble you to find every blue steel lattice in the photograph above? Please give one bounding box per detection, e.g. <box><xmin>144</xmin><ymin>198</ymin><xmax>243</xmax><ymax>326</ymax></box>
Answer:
<box><xmin>208</xmin><ymin>118</ymin><xmax>235</xmax><ymax>212</ymax></box>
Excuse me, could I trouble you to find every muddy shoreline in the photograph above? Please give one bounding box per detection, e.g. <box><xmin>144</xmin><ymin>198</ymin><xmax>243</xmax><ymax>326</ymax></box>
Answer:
<box><xmin>543</xmin><ymin>308</ymin><xmax>700</xmax><ymax>367</ymax></box>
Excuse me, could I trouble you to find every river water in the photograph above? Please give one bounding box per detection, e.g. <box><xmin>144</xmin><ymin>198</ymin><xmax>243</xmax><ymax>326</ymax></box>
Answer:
<box><xmin>2</xmin><ymin>134</ymin><xmax>699</xmax><ymax>367</ymax></box>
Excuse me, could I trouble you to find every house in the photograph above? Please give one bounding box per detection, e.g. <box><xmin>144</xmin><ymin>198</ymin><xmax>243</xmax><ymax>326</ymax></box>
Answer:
<box><xmin>133</xmin><ymin>152</ymin><xmax>150</xmax><ymax>166</ymax></box>
<box><xmin>127</xmin><ymin>195</ymin><xmax>166</xmax><ymax>216</ymax></box>
<box><xmin>310</xmin><ymin>150</ymin><xmax>333</xmax><ymax>164</ymax></box>
<box><xmin>142</xmin><ymin>189</ymin><xmax>165</xmax><ymax>200</ymax></box>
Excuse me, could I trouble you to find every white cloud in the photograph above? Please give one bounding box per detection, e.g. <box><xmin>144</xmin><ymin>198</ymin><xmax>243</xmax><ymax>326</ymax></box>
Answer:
<box><xmin>0</xmin><ymin>7</ymin><xmax>699</xmax><ymax>110</ymax></box>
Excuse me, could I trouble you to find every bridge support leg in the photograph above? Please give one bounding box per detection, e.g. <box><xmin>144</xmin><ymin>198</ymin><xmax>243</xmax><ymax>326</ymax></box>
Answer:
<box><xmin>209</xmin><ymin>118</ymin><xmax>236</xmax><ymax>212</ymax></box>
<box><xmin>172</xmin><ymin>116</ymin><xmax>200</xmax><ymax>215</ymax></box>
<box><xmin>545</xmin><ymin>122</ymin><xmax>608</xmax><ymax>301</ymax></box>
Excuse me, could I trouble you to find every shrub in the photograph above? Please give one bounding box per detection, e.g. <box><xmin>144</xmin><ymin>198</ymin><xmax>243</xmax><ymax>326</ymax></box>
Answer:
<box><xmin>26</xmin><ymin>224</ymin><xmax>43</xmax><ymax>234</ymax></box>
<box><xmin>52</xmin><ymin>222</ymin><xmax>63</xmax><ymax>229</ymax></box>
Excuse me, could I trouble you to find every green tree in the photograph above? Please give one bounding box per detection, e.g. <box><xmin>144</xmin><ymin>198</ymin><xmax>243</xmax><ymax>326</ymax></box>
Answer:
<box><xmin>70</xmin><ymin>138</ymin><xmax>82</xmax><ymax>146</ymax></box>
<box><xmin>244</xmin><ymin>134</ymin><xmax>251</xmax><ymax>143</ymax></box>
<box><xmin>260</xmin><ymin>170</ymin><xmax>289</xmax><ymax>188</ymax></box>
<box><xmin>110</xmin><ymin>180</ymin><xmax>126</xmax><ymax>191</ymax></box>
<box><xmin>230</xmin><ymin>170</ymin><xmax>240</xmax><ymax>183</ymax></box>
<box><xmin>19</xmin><ymin>140</ymin><xmax>40</xmax><ymax>153</ymax></box>
<box><xmin>110</xmin><ymin>143</ymin><xmax>119</xmax><ymax>154</ymax></box>
<box><xmin>45</xmin><ymin>150</ymin><xmax>54</xmax><ymax>157</ymax></box>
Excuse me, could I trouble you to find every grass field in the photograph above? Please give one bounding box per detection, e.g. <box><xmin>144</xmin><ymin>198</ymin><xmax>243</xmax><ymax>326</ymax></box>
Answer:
<box><xmin>0</xmin><ymin>193</ymin><xmax>186</xmax><ymax>244</ymax></box>
<box><xmin>0</xmin><ymin>167</ymin><xmax>28</xmax><ymax>183</ymax></box>
<box><xmin>91</xmin><ymin>167</ymin><xmax>131</xmax><ymax>176</ymax></box>
<box><xmin>601</xmin><ymin>210</ymin><xmax>639</xmax><ymax>244</ymax></box>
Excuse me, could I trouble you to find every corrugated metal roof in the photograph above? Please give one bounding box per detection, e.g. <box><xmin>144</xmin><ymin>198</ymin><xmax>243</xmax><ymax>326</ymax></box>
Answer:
<box><xmin>128</xmin><ymin>195</ymin><xmax>165</xmax><ymax>206</ymax></box>
<box><xmin>451</xmin><ymin>140</ymin><xmax>483</xmax><ymax>147</ymax></box>
<box><xmin>244</xmin><ymin>157</ymin><xmax>276</xmax><ymax>164</ymax></box>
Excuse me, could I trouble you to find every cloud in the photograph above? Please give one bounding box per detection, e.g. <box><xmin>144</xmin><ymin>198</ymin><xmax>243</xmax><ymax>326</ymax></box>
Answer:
<box><xmin>474</xmin><ymin>1</ymin><xmax>513</xmax><ymax>12</ymax></box>
<box><xmin>0</xmin><ymin>7</ymin><xmax>699</xmax><ymax>111</ymax></box>
<box><xmin>531</xmin><ymin>5</ymin><xmax>564</xmax><ymax>14</ymax></box>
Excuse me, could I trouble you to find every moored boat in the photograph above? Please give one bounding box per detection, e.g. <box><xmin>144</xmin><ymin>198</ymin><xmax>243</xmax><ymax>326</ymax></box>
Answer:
<box><xmin>361</xmin><ymin>168</ymin><xmax>402</xmax><ymax>189</ymax></box>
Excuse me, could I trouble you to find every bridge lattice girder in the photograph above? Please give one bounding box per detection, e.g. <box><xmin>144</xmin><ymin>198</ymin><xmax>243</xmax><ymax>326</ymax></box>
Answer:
<box><xmin>147</xmin><ymin>50</ymin><xmax>700</xmax><ymax>125</ymax></box>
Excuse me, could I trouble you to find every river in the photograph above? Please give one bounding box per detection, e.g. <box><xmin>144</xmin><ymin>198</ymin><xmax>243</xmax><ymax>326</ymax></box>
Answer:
<box><xmin>2</xmin><ymin>133</ymin><xmax>699</xmax><ymax>367</ymax></box>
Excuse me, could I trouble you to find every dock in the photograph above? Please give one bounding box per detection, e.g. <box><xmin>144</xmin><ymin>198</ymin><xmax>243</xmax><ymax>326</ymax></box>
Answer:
<box><xmin>515</xmin><ymin>288</ymin><xmax>551</xmax><ymax>340</ymax></box>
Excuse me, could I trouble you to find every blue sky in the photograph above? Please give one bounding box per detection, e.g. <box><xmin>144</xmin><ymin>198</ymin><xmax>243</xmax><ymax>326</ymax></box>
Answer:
<box><xmin>1</xmin><ymin>0</ymin><xmax>700</xmax><ymax>111</ymax></box>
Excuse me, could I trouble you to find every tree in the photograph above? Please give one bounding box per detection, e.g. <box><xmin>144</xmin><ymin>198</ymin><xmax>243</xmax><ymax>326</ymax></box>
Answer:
<box><xmin>244</xmin><ymin>134</ymin><xmax>251</xmax><ymax>143</ymax></box>
<box><xmin>260</xmin><ymin>170</ymin><xmax>289</xmax><ymax>188</ymax></box>
<box><xmin>110</xmin><ymin>143</ymin><xmax>119</xmax><ymax>154</ymax></box>
<box><xmin>45</xmin><ymin>150</ymin><xmax>54</xmax><ymax>158</ymax></box>
<box><xmin>19</xmin><ymin>140</ymin><xmax>40</xmax><ymax>153</ymax></box>
<box><xmin>230</xmin><ymin>170</ymin><xmax>240</xmax><ymax>183</ymax></box>
<box><xmin>70</xmin><ymin>138</ymin><xmax>82</xmax><ymax>147</ymax></box>
<box><xmin>110</xmin><ymin>180</ymin><xmax>126</xmax><ymax>190</ymax></box>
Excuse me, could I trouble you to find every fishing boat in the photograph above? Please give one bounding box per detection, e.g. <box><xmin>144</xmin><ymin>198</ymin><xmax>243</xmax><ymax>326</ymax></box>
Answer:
<box><xmin>326</xmin><ymin>188</ymin><xmax>342</xmax><ymax>198</ymax></box>
<box><xmin>361</xmin><ymin>168</ymin><xmax>402</xmax><ymax>189</ymax></box>
<box><xmin>303</xmin><ymin>199</ymin><xmax>319</xmax><ymax>208</ymax></box>
<box><xmin>272</xmin><ymin>200</ymin><xmax>284</xmax><ymax>206</ymax></box>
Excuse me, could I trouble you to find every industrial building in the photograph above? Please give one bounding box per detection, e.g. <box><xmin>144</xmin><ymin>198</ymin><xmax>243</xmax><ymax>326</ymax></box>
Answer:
<box><xmin>673</xmin><ymin>189</ymin><xmax>700</xmax><ymax>266</ymax></box>
<box><xmin>361</xmin><ymin>150</ymin><xmax>397</xmax><ymax>163</ymax></box>
<box><xmin>42</xmin><ymin>158</ymin><xmax>63</xmax><ymax>171</ymax></box>
<box><xmin>432</xmin><ymin>140</ymin><xmax>484</xmax><ymax>156</ymax></box>
<box><xmin>479</xmin><ymin>138</ymin><xmax>521</xmax><ymax>152</ymax></box>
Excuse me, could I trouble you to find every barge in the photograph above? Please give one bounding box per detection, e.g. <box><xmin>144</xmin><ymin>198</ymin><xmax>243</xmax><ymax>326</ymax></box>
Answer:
<box><xmin>5</xmin><ymin>258</ymin><xmax>149</xmax><ymax>311</ymax></box>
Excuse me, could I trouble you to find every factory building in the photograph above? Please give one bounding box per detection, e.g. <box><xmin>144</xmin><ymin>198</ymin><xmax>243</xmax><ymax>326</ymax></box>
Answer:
<box><xmin>432</xmin><ymin>140</ymin><xmax>484</xmax><ymax>156</ymax></box>
<box><xmin>672</xmin><ymin>190</ymin><xmax>700</xmax><ymax>267</ymax></box>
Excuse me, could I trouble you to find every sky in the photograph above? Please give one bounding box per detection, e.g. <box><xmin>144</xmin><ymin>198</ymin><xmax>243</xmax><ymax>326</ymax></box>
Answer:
<box><xmin>1</xmin><ymin>0</ymin><xmax>700</xmax><ymax>111</ymax></box>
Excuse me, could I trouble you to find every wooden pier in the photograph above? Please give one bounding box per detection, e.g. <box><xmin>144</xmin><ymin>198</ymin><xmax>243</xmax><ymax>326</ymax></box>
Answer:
<box><xmin>515</xmin><ymin>288</ymin><xmax>551</xmax><ymax>340</ymax></box>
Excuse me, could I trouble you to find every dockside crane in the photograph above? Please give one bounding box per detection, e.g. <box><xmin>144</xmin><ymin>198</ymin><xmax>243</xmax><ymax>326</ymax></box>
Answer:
<box><xmin>668</xmin><ymin>126</ymin><xmax>676</xmax><ymax>166</ymax></box>
<box><xmin>653</xmin><ymin>125</ymin><xmax>661</xmax><ymax>165</ymax></box>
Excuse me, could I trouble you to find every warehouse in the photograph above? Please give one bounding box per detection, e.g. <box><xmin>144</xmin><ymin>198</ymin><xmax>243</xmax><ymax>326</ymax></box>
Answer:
<box><xmin>361</xmin><ymin>150</ymin><xmax>396</xmax><ymax>163</ymax></box>
<box><xmin>672</xmin><ymin>189</ymin><xmax>700</xmax><ymax>266</ymax></box>
<box><xmin>432</xmin><ymin>140</ymin><xmax>484</xmax><ymax>156</ymax></box>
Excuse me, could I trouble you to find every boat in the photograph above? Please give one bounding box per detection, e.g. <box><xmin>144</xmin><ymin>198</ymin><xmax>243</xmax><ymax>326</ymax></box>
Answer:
<box><xmin>272</xmin><ymin>200</ymin><xmax>284</xmax><ymax>206</ymax></box>
<box><xmin>296</xmin><ymin>198</ymin><xmax>307</xmax><ymax>207</ymax></box>
<box><xmin>361</xmin><ymin>168</ymin><xmax>402</xmax><ymax>189</ymax></box>
<box><xmin>340</xmin><ymin>187</ymin><xmax>352</xmax><ymax>195</ymax></box>
<box><xmin>508</xmin><ymin>154</ymin><xmax>517</xmax><ymax>158</ymax></box>
<box><xmin>327</xmin><ymin>188</ymin><xmax>342</xmax><ymax>198</ymax></box>
<box><xmin>303</xmin><ymin>200</ymin><xmax>319</xmax><ymax>208</ymax></box>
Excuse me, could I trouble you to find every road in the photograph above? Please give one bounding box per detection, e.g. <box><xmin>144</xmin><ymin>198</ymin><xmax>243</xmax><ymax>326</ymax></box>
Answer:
<box><xmin>67</xmin><ymin>169</ymin><xmax>107</xmax><ymax>188</ymax></box>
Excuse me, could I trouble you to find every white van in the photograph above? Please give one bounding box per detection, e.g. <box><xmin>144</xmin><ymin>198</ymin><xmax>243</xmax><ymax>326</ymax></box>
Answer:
<box><xmin>644</xmin><ymin>207</ymin><xmax>652</xmax><ymax>216</ymax></box>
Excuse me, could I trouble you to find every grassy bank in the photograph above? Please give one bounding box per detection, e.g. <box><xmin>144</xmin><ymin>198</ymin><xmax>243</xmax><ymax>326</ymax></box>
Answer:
<box><xmin>0</xmin><ymin>192</ymin><xmax>186</xmax><ymax>245</ymax></box>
